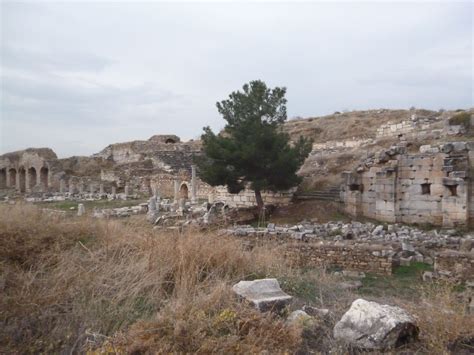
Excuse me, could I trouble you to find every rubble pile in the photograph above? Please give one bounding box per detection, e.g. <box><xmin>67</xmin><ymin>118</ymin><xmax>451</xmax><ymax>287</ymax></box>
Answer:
<box><xmin>223</xmin><ymin>221</ymin><xmax>474</xmax><ymax>281</ymax></box>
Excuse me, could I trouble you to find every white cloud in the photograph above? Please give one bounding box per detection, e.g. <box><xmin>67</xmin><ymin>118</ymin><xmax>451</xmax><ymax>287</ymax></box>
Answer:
<box><xmin>1</xmin><ymin>1</ymin><xmax>472</xmax><ymax>157</ymax></box>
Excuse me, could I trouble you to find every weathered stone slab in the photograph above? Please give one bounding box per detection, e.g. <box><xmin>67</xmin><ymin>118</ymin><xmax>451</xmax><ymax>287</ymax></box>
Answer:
<box><xmin>232</xmin><ymin>278</ymin><xmax>292</xmax><ymax>312</ymax></box>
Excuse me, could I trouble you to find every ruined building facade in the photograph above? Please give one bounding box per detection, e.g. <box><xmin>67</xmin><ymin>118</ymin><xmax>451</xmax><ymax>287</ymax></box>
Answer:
<box><xmin>0</xmin><ymin>134</ymin><xmax>292</xmax><ymax>207</ymax></box>
<box><xmin>341</xmin><ymin>142</ymin><xmax>474</xmax><ymax>228</ymax></box>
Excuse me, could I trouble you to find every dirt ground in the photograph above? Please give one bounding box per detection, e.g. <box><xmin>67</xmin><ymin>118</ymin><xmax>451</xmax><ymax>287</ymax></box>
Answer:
<box><xmin>269</xmin><ymin>200</ymin><xmax>350</xmax><ymax>225</ymax></box>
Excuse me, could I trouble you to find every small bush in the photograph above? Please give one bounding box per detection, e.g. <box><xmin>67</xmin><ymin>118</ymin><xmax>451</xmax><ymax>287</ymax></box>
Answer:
<box><xmin>448</xmin><ymin>112</ymin><xmax>471</xmax><ymax>128</ymax></box>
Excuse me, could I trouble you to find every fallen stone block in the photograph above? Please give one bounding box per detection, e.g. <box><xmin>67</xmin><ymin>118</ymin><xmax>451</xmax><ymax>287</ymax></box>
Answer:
<box><xmin>232</xmin><ymin>278</ymin><xmax>292</xmax><ymax>312</ymax></box>
<box><xmin>334</xmin><ymin>299</ymin><xmax>419</xmax><ymax>350</ymax></box>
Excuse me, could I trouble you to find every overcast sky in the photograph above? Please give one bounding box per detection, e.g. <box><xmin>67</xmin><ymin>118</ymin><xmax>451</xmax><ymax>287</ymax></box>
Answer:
<box><xmin>1</xmin><ymin>1</ymin><xmax>472</xmax><ymax>157</ymax></box>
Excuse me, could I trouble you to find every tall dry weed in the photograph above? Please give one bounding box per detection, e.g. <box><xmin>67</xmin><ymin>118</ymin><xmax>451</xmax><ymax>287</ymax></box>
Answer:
<box><xmin>0</xmin><ymin>205</ymin><xmax>292</xmax><ymax>353</ymax></box>
<box><xmin>404</xmin><ymin>282</ymin><xmax>474</xmax><ymax>353</ymax></box>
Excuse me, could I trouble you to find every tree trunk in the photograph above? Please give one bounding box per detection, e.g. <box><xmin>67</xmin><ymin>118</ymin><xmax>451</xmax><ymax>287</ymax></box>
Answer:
<box><xmin>255</xmin><ymin>189</ymin><xmax>264</xmax><ymax>213</ymax></box>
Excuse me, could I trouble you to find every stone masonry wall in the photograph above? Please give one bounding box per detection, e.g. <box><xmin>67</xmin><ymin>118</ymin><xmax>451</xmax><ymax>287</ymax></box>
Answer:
<box><xmin>235</xmin><ymin>233</ymin><xmax>393</xmax><ymax>275</ymax></box>
<box><xmin>342</xmin><ymin>142</ymin><xmax>473</xmax><ymax>228</ymax></box>
<box><xmin>375</xmin><ymin>114</ymin><xmax>443</xmax><ymax>140</ymax></box>
<box><xmin>284</xmin><ymin>242</ymin><xmax>393</xmax><ymax>275</ymax></box>
<box><xmin>212</xmin><ymin>185</ymin><xmax>295</xmax><ymax>207</ymax></box>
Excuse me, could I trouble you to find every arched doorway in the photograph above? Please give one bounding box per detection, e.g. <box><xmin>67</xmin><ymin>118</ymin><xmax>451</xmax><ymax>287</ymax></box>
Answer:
<box><xmin>18</xmin><ymin>167</ymin><xmax>26</xmax><ymax>192</ymax></box>
<box><xmin>28</xmin><ymin>167</ymin><xmax>37</xmax><ymax>189</ymax></box>
<box><xmin>179</xmin><ymin>183</ymin><xmax>189</xmax><ymax>199</ymax></box>
<box><xmin>40</xmin><ymin>167</ymin><xmax>49</xmax><ymax>189</ymax></box>
<box><xmin>8</xmin><ymin>169</ymin><xmax>16</xmax><ymax>188</ymax></box>
<box><xmin>0</xmin><ymin>169</ymin><xmax>6</xmax><ymax>188</ymax></box>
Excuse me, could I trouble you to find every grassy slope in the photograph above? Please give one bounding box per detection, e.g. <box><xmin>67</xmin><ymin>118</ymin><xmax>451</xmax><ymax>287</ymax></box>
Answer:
<box><xmin>1</xmin><ymin>205</ymin><xmax>472</xmax><ymax>353</ymax></box>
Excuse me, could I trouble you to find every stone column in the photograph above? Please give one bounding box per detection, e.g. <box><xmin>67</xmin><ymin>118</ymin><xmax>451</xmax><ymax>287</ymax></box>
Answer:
<box><xmin>25</xmin><ymin>170</ymin><xmax>31</xmax><ymax>193</ymax></box>
<box><xmin>191</xmin><ymin>165</ymin><xmax>197</xmax><ymax>203</ymax></box>
<box><xmin>146</xmin><ymin>196</ymin><xmax>157</xmax><ymax>222</ymax></box>
<box><xmin>99</xmin><ymin>183</ymin><xmax>104</xmax><ymax>195</ymax></box>
<box><xmin>59</xmin><ymin>179</ymin><xmax>66</xmax><ymax>194</ymax></box>
<box><xmin>69</xmin><ymin>180</ymin><xmax>75</xmax><ymax>194</ymax></box>
<box><xmin>5</xmin><ymin>169</ymin><xmax>10</xmax><ymax>188</ymax></box>
<box><xmin>16</xmin><ymin>170</ymin><xmax>20</xmax><ymax>192</ymax></box>
<box><xmin>124</xmin><ymin>184</ymin><xmax>130</xmax><ymax>196</ymax></box>
<box><xmin>111</xmin><ymin>186</ymin><xmax>116</xmax><ymax>196</ymax></box>
<box><xmin>79</xmin><ymin>181</ymin><xmax>84</xmax><ymax>194</ymax></box>
<box><xmin>173</xmin><ymin>179</ymin><xmax>179</xmax><ymax>203</ymax></box>
<box><xmin>89</xmin><ymin>184</ymin><xmax>95</xmax><ymax>194</ymax></box>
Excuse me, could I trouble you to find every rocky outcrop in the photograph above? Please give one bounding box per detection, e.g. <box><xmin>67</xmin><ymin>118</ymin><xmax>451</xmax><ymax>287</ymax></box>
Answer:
<box><xmin>334</xmin><ymin>299</ymin><xmax>418</xmax><ymax>350</ymax></box>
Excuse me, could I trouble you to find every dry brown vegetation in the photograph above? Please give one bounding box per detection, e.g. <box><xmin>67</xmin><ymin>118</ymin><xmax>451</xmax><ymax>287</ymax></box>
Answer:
<box><xmin>0</xmin><ymin>205</ymin><xmax>298</xmax><ymax>353</ymax></box>
<box><xmin>1</xmin><ymin>204</ymin><xmax>473</xmax><ymax>354</ymax></box>
<box><xmin>284</xmin><ymin>108</ymin><xmax>441</xmax><ymax>143</ymax></box>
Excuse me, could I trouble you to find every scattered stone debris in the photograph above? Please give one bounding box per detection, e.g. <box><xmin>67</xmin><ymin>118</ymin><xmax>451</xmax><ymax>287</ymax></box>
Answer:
<box><xmin>333</xmin><ymin>299</ymin><xmax>419</xmax><ymax>350</ymax></box>
<box><xmin>232</xmin><ymin>278</ymin><xmax>293</xmax><ymax>312</ymax></box>
<box><xmin>224</xmin><ymin>221</ymin><xmax>473</xmax><ymax>259</ymax></box>
<box><xmin>92</xmin><ymin>204</ymin><xmax>147</xmax><ymax>218</ymax></box>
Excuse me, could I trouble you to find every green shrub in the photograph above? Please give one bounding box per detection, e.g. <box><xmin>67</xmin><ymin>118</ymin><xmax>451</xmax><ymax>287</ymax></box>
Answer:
<box><xmin>448</xmin><ymin>112</ymin><xmax>471</xmax><ymax>128</ymax></box>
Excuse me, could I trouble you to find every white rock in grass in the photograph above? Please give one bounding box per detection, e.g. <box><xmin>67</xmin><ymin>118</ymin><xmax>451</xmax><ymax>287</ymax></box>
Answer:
<box><xmin>77</xmin><ymin>203</ymin><xmax>85</xmax><ymax>216</ymax></box>
<box><xmin>334</xmin><ymin>299</ymin><xmax>418</xmax><ymax>350</ymax></box>
<box><xmin>232</xmin><ymin>278</ymin><xmax>292</xmax><ymax>312</ymax></box>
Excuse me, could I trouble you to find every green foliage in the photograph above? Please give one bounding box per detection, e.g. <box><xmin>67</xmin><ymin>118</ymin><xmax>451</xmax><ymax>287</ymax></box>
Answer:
<box><xmin>360</xmin><ymin>263</ymin><xmax>433</xmax><ymax>298</ymax></box>
<box><xmin>448</xmin><ymin>112</ymin><xmax>471</xmax><ymax>128</ymax></box>
<box><xmin>393</xmin><ymin>262</ymin><xmax>432</xmax><ymax>278</ymax></box>
<box><xmin>197</xmin><ymin>80</ymin><xmax>313</xmax><ymax>201</ymax></box>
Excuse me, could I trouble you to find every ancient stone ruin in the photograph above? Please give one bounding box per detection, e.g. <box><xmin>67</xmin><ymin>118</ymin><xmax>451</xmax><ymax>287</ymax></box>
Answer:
<box><xmin>0</xmin><ymin>134</ymin><xmax>292</xmax><ymax>207</ymax></box>
<box><xmin>341</xmin><ymin>141</ymin><xmax>474</xmax><ymax>228</ymax></box>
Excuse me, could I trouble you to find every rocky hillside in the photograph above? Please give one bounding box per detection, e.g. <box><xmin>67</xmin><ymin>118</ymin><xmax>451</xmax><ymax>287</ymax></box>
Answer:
<box><xmin>283</xmin><ymin>108</ymin><xmax>473</xmax><ymax>191</ymax></box>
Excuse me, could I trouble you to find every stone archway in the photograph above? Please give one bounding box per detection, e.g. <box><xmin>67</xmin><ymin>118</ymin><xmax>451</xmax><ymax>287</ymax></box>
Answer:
<box><xmin>179</xmin><ymin>183</ymin><xmax>189</xmax><ymax>199</ymax></box>
<box><xmin>0</xmin><ymin>168</ymin><xmax>6</xmax><ymax>188</ymax></box>
<box><xmin>40</xmin><ymin>167</ymin><xmax>49</xmax><ymax>189</ymax></box>
<box><xmin>28</xmin><ymin>167</ymin><xmax>37</xmax><ymax>189</ymax></box>
<box><xmin>18</xmin><ymin>167</ymin><xmax>26</xmax><ymax>192</ymax></box>
<box><xmin>8</xmin><ymin>168</ymin><xmax>17</xmax><ymax>188</ymax></box>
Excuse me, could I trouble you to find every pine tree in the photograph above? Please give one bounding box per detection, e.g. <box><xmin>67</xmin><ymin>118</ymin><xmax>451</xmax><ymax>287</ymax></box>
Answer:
<box><xmin>197</xmin><ymin>80</ymin><xmax>312</xmax><ymax>211</ymax></box>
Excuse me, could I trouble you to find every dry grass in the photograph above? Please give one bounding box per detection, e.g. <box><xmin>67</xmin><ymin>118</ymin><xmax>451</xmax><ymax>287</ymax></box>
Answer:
<box><xmin>404</xmin><ymin>283</ymin><xmax>474</xmax><ymax>353</ymax></box>
<box><xmin>284</xmin><ymin>108</ymin><xmax>441</xmax><ymax>143</ymax></box>
<box><xmin>1</xmin><ymin>204</ymin><xmax>472</xmax><ymax>353</ymax></box>
<box><xmin>0</xmin><ymin>204</ymin><xmax>295</xmax><ymax>353</ymax></box>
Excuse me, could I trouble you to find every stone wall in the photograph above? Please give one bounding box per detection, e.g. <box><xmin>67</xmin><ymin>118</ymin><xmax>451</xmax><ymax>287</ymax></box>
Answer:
<box><xmin>284</xmin><ymin>241</ymin><xmax>393</xmax><ymax>275</ymax></box>
<box><xmin>341</xmin><ymin>142</ymin><xmax>474</xmax><ymax>228</ymax></box>
<box><xmin>212</xmin><ymin>185</ymin><xmax>295</xmax><ymax>207</ymax></box>
<box><xmin>235</xmin><ymin>233</ymin><xmax>393</xmax><ymax>275</ymax></box>
<box><xmin>376</xmin><ymin>120</ymin><xmax>416</xmax><ymax>138</ymax></box>
<box><xmin>375</xmin><ymin>114</ymin><xmax>443</xmax><ymax>140</ymax></box>
<box><xmin>312</xmin><ymin>139</ymin><xmax>374</xmax><ymax>152</ymax></box>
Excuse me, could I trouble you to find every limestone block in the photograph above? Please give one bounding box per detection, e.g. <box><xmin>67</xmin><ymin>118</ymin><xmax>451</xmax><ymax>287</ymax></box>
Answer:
<box><xmin>232</xmin><ymin>278</ymin><xmax>292</xmax><ymax>312</ymax></box>
<box><xmin>333</xmin><ymin>299</ymin><xmax>418</xmax><ymax>349</ymax></box>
